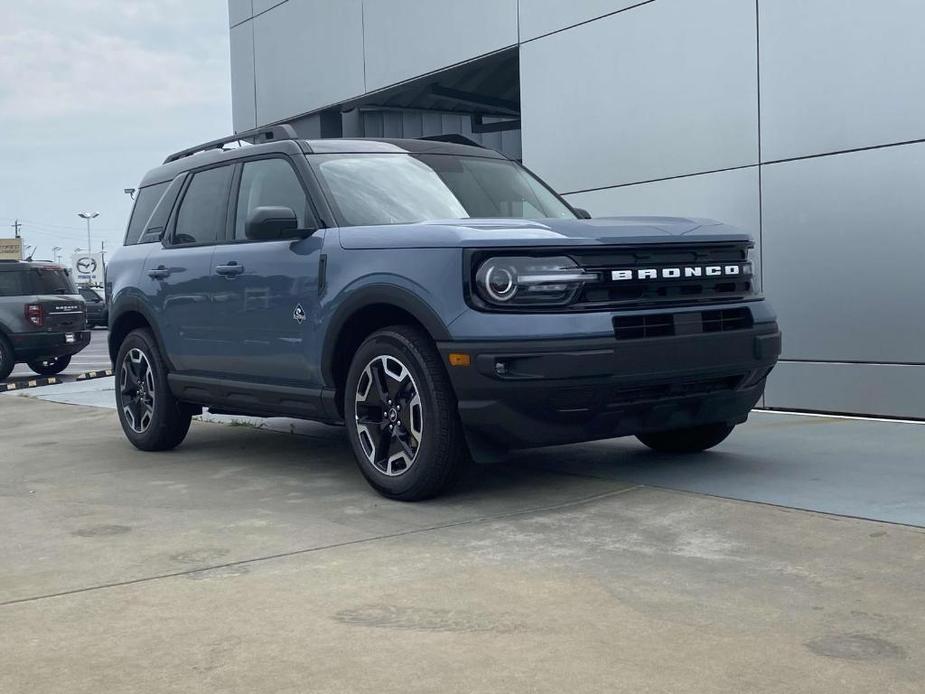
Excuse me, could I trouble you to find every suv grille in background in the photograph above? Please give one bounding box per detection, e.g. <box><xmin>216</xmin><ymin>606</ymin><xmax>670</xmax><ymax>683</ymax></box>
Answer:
<box><xmin>571</xmin><ymin>242</ymin><xmax>753</xmax><ymax>310</ymax></box>
<box><xmin>613</xmin><ymin>307</ymin><xmax>753</xmax><ymax>341</ymax></box>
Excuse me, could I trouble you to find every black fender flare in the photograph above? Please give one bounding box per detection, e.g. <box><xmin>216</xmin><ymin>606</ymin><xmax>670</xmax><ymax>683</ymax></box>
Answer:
<box><xmin>107</xmin><ymin>296</ymin><xmax>174</xmax><ymax>370</ymax></box>
<box><xmin>320</xmin><ymin>284</ymin><xmax>452</xmax><ymax>387</ymax></box>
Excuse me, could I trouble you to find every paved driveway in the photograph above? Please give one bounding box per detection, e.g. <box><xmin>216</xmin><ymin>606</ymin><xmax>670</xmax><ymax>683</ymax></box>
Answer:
<box><xmin>1</xmin><ymin>396</ymin><xmax>923</xmax><ymax>693</ymax></box>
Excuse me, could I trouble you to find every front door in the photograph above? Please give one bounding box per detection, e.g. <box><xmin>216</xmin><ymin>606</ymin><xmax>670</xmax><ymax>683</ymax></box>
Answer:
<box><xmin>209</xmin><ymin>157</ymin><xmax>324</xmax><ymax>387</ymax></box>
<box><xmin>142</xmin><ymin>164</ymin><xmax>233</xmax><ymax>375</ymax></box>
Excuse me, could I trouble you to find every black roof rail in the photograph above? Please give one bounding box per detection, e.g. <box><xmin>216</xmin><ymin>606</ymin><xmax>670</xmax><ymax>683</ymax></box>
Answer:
<box><xmin>417</xmin><ymin>134</ymin><xmax>484</xmax><ymax>148</ymax></box>
<box><xmin>163</xmin><ymin>124</ymin><xmax>300</xmax><ymax>164</ymax></box>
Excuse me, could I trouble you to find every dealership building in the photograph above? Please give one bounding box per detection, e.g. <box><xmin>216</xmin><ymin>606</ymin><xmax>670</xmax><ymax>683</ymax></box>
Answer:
<box><xmin>228</xmin><ymin>0</ymin><xmax>924</xmax><ymax>419</ymax></box>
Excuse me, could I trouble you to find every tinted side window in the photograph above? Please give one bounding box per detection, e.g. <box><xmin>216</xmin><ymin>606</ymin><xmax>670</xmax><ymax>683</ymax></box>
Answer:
<box><xmin>0</xmin><ymin>272</ymin><xmax>25</xmax><ymax>297</ymax></box>
<box><xmin>124</xmin><ymin>182</ymin><xmax>169</xmax><ymax>245</ymax></box>
<box><xmin>173</xmin><ymin>166</ymin><xmax>233</xmax><ymax>246</ymax></box>
<box><xmin>79</xmin><ymin>288</ymin><xmax>101</xmax><ymax>301</ymax></box>
<box><xmin>234</xmin><ymin>159</ymin><xmax>311</xmax><ymax>239</ymax></box>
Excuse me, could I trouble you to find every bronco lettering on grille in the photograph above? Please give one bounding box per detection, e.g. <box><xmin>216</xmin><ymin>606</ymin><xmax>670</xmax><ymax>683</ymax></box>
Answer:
<box><xmin>611</xmin><ymin>265</ymin><xmax>746</xmax><ymax>281</ymax></box>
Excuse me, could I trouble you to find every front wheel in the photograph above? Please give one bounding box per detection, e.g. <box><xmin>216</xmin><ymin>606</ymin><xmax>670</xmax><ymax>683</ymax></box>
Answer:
<box><xmin>115</xmin><ymin>328</ymin><xmax>191</xmax><ymax>451</ymax></box>
<box><xmin>636</xmin><ymin>423</ymin><xmax>735</xmax><ymax>453</ymax></box>
<box><xmin>28</xmin><ymin>355</ymin><xmax>71</xmax><ymax>376</ymax></box>
<box><xmin>344</xmin><ymin>325</ymin><xmax>468</xmax><ymax>501</ymax></box>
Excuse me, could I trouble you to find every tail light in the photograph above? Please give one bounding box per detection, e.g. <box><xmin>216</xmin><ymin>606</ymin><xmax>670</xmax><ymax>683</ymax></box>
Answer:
<box><xmin>25</xmin><ymin>303</ymin><xmax>44</xmax><ymax>327</ymax></box>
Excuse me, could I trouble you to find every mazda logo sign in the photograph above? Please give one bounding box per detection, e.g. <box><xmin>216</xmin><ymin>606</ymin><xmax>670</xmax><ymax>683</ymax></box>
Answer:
<box><xmin>77</xmin><ymin>258</ymin><xmax>97</xmax><ymax>274</ymax></box>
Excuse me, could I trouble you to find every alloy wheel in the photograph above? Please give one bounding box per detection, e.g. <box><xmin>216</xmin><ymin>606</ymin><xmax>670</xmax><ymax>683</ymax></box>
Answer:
<box><xmin>354</xmin><ymin>355</ymin><xmax>424</xmax><ymax>476</ymax></box>
<box><xmin>120</xmin><ymin>348</ymin><xmax>156</xmax><ymax>433</ymax></box>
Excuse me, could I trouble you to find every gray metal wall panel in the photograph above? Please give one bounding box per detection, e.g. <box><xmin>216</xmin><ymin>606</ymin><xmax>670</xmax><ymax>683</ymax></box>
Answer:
<box><xmin>519</xmin><ymin>0</ymin><xmax>645</xmax><ymax>41</ymax></box>
<box><xmin>759</xmin><ymin>0</ymin><xmax>925</xmax><ymax>162</ymax></box>
<box><xmin>362</xmin><ymin>0</ymin><xmax>517</xmax><ymax>92</ymax></box>
<box><xmin>230</xmin><ymin>23</ymin><xmax>257</xmax><ymax>132</ymax></box>
<box><xmin>766</xmin><ymin>362</ymin><xmax>925</xmax><ymax>420</ymax></box>
<box><xmin>253</xmin><ymin>0</ymin><xmax>365</xmax><ymax>124</ymax></box>
<box><xmin>566</xmin><ymin>167</ymin><xmax>762</xmax><ymax>279</ymax></box>
<box><xmin>228</xmin><ymin>0</ymin><xmax>253</xmax><ymax>26</ymax></box>
<box><xmin>565</xmin><ymin>167</ymin><xmax>760</xmax><ymax>241</ymax></box>
<box><xmin>521</xmin><ymin>0</ymin><xmax>758</xmax><ymax>194</ymax></box>
<box><xmin>762</xmin><ymin>142</ymin><xmax>925</xmax><ymax>365</ymax></box>
<box><xmin>253</xmin><ymin>0</ymin><xmax>287</xmax><ymax>14</ymax></box>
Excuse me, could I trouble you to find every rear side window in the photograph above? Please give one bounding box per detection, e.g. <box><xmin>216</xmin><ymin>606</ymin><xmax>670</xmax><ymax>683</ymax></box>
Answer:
<box><xmin>172</xmin><ymin>166</ymin><xmax>233</xmax><ymax>245</ymax></box>
<box><xmin>124</xmin><ymin>182</ymin><xmax>169</xmax><ymax>245</ymax></box>
<box><xmin>0</xmin><ymin>272</ymin><xmax>25</xmax><ymax>296</ymax></box>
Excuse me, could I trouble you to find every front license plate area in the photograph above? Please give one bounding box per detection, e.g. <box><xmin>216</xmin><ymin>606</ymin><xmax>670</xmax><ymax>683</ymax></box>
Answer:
<box><xmin>65</xmin><ymin>333</ymin><xmax>75</xmax><ymax>344</ymax></box>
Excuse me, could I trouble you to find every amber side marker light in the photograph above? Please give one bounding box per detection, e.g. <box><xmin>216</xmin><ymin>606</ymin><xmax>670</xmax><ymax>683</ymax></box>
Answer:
<box><xmin>448</xmin><ymin>353</ymin><xmax>471</xmax><ymax>367</ymax></box>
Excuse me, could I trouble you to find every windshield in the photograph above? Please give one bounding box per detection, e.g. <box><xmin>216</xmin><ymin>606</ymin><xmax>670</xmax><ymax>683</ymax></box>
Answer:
<box><xmin>309</xmin><ymin>153</ymin><xmax>576</xmax><ymax>227</ymax></box>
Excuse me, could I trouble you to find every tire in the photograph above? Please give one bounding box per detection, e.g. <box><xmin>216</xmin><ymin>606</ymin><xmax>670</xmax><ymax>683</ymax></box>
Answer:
<box><xmin>114</xmin><ymin>328</ymin><xmax>192</xmax><ymax>451</ymax></box>
<box><xmin>27</xmin><ymin>354</ymin><xmax>71</xmax><ymax>376</ymax></box>
<box><xmin>0</xmin><ymin>334</ymin><xmax>14</xmax><ymax>380</ymax></box>
<box><xmin>636</xmin><ymin>423</ymin><xmax>735</xmax><ymax>453</ymax></box>
<box><xmin>344</xmin><ymin>325</ymin><xmax>468</xmax><ymax>501</ymax></box>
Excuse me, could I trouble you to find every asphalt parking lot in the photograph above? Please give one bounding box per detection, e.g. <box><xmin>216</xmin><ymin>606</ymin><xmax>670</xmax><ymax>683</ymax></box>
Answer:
<box><xmin>1</xmin><ymin>391</ymin><xmax>923</xmax><ymax>693</ymax></box>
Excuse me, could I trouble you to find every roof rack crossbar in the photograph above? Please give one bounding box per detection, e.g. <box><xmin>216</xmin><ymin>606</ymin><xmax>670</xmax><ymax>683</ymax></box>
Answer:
<box><xmin>163</xmin><ymin>124</ymin><xmax>300</xmax><ymax>164</ymax></box>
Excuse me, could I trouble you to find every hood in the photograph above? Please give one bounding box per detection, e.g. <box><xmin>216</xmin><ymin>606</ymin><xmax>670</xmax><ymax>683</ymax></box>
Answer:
<box><xmin>337</xmin><ymin>216</ymin><xmax>751</xmax><ymax>250</ymax></box>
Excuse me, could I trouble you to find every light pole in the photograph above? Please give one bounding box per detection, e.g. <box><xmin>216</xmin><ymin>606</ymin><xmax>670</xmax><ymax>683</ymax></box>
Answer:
<box><xmin>77</xmin><ymin>212</ymin><xmax>99</xmax><ymax>256</ymax></box>
<box><xmin>52</xmin><ymin>246</ymin><xmax>62</xmax><ymax>264</ymax></box>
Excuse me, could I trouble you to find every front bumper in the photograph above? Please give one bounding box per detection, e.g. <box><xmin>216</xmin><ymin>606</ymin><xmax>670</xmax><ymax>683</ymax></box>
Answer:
<box><xmin>11</xmin><ymin>330</ymin><xmax>92</xmax><ymax>361</ymax></box>
<box><xmin>438</xmin><ymin>322</ymin><xmax>781</xmax><ymax>450</ymax></box>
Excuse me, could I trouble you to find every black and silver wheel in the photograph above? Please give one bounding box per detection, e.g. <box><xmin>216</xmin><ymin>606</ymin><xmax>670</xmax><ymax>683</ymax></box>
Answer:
<box><xmin>115</xmin><ymin>328</ymin><xmax>191</xmax><ymax>451</ymax></box>
<box><xmin>354</xmin><ymin>354</ymin><xmax>424</xmax><ymax>477</ymax></box>
<box><xmin>0</xmin><ymin>334</ymin><xmax>14</xmax><ymax>380</ymax></box>
<box><xmin>27</xmin><ymin>354</ymin><xmax>71</xmax><ymax>376</ymax></box>
<box><xmin>345</xmin><ymin>325</ymin><xmax>468</xmax><ymax>501</ymax></box>
<box><xmin>636</xmin><ymin>423</ymin><xmax>735</xmax><ymax>453</ymax></box>
<box><xmin>120</xmin><ymin>348</ymin><xmax>156</xmax><ymax>434</ymax></box>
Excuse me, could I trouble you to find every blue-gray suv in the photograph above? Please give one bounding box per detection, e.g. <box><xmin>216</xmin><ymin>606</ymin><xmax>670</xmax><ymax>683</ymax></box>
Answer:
<box><xmin>107</xmin><ymin>125</ymin><xmax>780</xmax><ymax>500</ymax></box>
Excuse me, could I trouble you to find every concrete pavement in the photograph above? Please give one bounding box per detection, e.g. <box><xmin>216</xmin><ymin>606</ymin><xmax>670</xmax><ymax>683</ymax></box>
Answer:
<box><xmin>1</xmin><ymin>396</ymin><xmax>924</xmax><ymax>693</ymax></box>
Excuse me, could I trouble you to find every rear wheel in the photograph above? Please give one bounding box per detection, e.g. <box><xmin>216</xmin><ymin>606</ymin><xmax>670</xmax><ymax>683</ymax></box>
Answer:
<box><xmin>27</xmin><ymin>355</ymin><xmax>71</xmax><ymax>376</ymax></box>
<box><xmin>344</xmin><ymin>325</ymin><xmax>468</xmax><ymax>501</ymax></box>
<box><xmin>0</xmin><ymin>335</ymin><xmax>14</xmax><ymax>380</ymax></box>
<box><xmin>115</xmin><ymin>328</ymin><xmax>191</xmax><ymax>451</ymax></box>
<box><xmin>636</xmin><ymin>423</ymin><xmax>735</xmax><ymax>453</ymax></box>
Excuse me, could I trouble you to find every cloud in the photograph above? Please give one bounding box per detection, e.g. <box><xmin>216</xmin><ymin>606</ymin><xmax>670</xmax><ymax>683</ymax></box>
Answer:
<box><xmin>0</xmin><ymin>0</ymin><xmax>229</xmax><ymax>122</ymax></box>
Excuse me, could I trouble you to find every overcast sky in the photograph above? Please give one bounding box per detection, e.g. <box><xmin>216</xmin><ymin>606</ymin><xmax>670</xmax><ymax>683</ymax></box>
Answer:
<box><xmin>0</xmin><ymin>0</ymin><xmax>231</xmax><ymax>262</ymax></box>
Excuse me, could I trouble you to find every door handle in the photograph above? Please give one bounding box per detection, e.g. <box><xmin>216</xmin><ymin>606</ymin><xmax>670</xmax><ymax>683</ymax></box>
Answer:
<box><xmin>215</xmin><ymin>262</ymin><xmax>245</xmax><ymax>277</ymax></box>
<box><xmin>147</xmin><ymin>266</ymin><xmax>170</xmax><ymax>279</ymax></box>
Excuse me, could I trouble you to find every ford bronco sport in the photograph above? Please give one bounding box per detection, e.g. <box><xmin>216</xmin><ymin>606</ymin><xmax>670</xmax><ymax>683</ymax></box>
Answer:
<box><xmin>0</xmin><ymin>260</ymin><xmax>89</xmax><ymax>380</ymax></box>
<box><xmin>107</xmin><ymin>125</ymin><xmax>781</xmax><ymax>501</ymax></box>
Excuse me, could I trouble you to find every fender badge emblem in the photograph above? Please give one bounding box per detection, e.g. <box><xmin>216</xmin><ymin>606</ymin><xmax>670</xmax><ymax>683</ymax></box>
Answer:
<box><xmin>293</xmin><ymin>304</ymin><xmax>306</xmax><ymax>324</ymax></box>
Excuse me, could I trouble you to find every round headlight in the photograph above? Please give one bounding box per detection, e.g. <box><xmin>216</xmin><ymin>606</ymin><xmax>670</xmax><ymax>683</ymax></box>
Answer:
<box><xmin>483</xmin><ymin>264</ymin><xmax>517</xmax><ymax>301</ymax></box>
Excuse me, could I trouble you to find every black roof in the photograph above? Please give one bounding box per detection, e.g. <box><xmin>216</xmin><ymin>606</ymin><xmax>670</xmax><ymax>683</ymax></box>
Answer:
<box><xmin>140</xmin><ymin>131</ymin><xmax>504</xmax><ymax>188</ymax></box>
<box><xmin>0</xmin><ymin>260</ymin><xmax>67</xmax><ymax>272</ymax></box>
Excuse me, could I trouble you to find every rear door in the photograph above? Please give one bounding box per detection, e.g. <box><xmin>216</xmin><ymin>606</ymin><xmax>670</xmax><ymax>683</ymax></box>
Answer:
<box><xmin>28</xmin><ymin>266</ymin><xmax>86</xmax><ymax>334</ymax></box>
<box><xmin>209</xmin><ymin>156</ymin><xmax>325</xmax><ymax>386</ymax></box>
<box><xmin>142</xmin><ymin>164</ymin><xmax>233</xmax><ymax>375</ymax></box>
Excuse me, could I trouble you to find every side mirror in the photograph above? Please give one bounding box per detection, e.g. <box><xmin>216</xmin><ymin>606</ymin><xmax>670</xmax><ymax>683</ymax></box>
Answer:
<box><xmin>245</xmin><ymin>206</ymin><xmax>302</xmax><ymax>241</ymax></box>
<box><xmin>573</xmin><ymin>207</ymin><xmax>592</xmax><ymax>219</ymax></box>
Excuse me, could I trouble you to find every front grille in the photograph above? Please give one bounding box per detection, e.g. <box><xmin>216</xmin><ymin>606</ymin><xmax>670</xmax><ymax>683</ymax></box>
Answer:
<box><xmin>571</xmin><ymin>242</ymin><xmax>754</xmax><ymax>310</ymax></box>
<box><xmin>553</xmin><ymin>374</ymin><xmax>745</xmax><ymax>411</ymax></box>
<box><xmin>613</xmin><ymin>307</ymin><xmax>753</xmax><ymax>341</ymax></box>
<box><xmin>604</xmin><ymin>375</ymin><xmax>743</xmax><ymax>407</ymax></box>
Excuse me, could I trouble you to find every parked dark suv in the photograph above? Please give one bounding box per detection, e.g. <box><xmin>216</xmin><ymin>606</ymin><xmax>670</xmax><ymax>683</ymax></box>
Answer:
<box><xmin>0</xmin><ymin>261</ymin><xmax>89</xmax><ymax>379</ymax></box>
<box><xmin>79</xmin><ymin>286</ymin><xmax>108</xmax><ymax>328</ymax></box>
<box><xmin>107</xmin><ymin>125</ymin><xmax>781</xmax><ymax>500</ymax></box>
